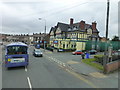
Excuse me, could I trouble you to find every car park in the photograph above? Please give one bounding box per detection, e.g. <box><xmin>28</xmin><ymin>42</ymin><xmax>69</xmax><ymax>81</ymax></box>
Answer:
<box><xmin>72</xmin><ymin>50</ymin><xmax>83</xmax><ymax>55</ymax></box>
<box><xmin>89</xmin><ymin>50</ymin><xmax>97</xmax><ymax>54</ymax></box>
<box><xmin>33</xmin><ymin>49</ymin><xmax>43</xmax><ymax>57</ymax></box>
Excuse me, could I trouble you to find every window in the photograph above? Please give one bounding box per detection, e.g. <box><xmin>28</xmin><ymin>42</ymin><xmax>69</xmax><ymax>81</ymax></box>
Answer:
<box><xmin>71</xmin><ymin>45</ymin><xmax>73</xmax><ymax>48</ymax></box>
<box><xmin>7</xmin><ymin>46</ymin><xmax>27</xmax><ymax>55</ymax></box>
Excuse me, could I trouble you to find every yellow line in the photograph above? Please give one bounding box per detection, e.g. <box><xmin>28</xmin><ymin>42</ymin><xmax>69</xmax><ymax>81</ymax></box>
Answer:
<box><xmin>68</xmin><ymin>70</ymin><xmax>98</xmax><ymax>88</ymax></box>
<box><xmin>58</xmin><ymin>65</ymin><xmax>99</xmax><ymax>89</ymax></box>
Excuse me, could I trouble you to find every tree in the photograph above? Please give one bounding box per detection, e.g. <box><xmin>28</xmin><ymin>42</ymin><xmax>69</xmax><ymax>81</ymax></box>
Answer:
<box><xmin>112</xmin><ymin>36</ymin><xmax>119</xmax><ymax>41</ymax></box>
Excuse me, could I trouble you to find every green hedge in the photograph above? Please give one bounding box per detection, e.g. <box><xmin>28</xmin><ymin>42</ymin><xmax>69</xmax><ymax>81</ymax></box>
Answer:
<box><xmin>82</xmin><ymin>58</ymin><xmax>104</xmax><ymax>71</ymax></box>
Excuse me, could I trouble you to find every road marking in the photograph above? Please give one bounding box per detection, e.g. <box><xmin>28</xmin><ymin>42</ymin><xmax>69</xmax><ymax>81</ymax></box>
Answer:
<box><xmin>89</xmin><ymin>72</ymin><xmax>107</xmax><ymax>78</ymax></box>
<box><xmin>67</xmin><ymin>61</ymin><xmax>80</xmax><ymax>64</ymax></box>
<box><xmin>27</xmin><ymin>77</ymin><xmax>32</xmax><ymax>90</ymax></box>
<box><xmin>44</xmin><ymin>55</ymin><xmax>98</xmax><ymax>88</ymax></box>
<box><xmin>25</xmin><ymin>67</ymin><xmax>27</xmax><ymax>72</ymax></box>
<box><xmin>66</xmin><ymin>68</ymin><xmax>98</xmax><ymax>88</ymax></box>
<box><xmin>58</xmin><ymin>64</ymin><xmax>98</xmax><ymax>88</ymax></box>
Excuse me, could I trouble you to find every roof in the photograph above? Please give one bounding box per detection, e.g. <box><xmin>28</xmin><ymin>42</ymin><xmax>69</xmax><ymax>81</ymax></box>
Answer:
<box><xmin>6</xmin><ymin>42</ymin><xmax>28</xmax><ymax>47</ymax></box>
<box><xmin>49</xmin><ymin>27</ymin><xmax>57</xmax><ymax>36</ymax></box>
<box><xmin>57</xmin><ymin>22</ymin><xmax>69</xmax><ymax>32</ymax></box>
<box><xmin>50</xmin><ymin>20</ymin><xmax>99</xmax><ymax>34</ymax></box>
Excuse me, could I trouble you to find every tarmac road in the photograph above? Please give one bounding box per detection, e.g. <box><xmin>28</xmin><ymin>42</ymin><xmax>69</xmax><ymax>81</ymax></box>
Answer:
<box><xmin>2</xmin><ymin>46</ymin><xmax>94</xmax><ymax>88</ymax></box>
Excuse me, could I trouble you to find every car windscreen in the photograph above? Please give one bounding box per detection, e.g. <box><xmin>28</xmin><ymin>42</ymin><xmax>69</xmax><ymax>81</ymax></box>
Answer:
<box><xmin>35</xmin><ymin>51</ymin><xmax>41</xmax><ymax>53</ymax></box>
<box><xmin>7</xmin><ymin>46</ymin><xmax>28</xmax><ymax>55</ymax></box>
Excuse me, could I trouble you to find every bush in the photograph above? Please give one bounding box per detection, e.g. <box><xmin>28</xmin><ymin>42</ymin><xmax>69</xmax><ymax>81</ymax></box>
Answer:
<box><xmin>82</xmin><ymin>58</ymin><xmax>104</xmax><ymax>71</ymax></box>
<box><xmin>112</xmin><ymin>55</ymin><xmax>120</xmax><ymax>61</ymax></box>
<box><xmin>94</xmin><ymin>55</ymin><xmax>104</xmax><ymax>65</ymax></box>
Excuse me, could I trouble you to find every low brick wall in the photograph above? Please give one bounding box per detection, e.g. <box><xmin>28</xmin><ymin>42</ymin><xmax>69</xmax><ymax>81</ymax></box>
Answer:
<box><xmin>104</xmin><ymin>60</ymin><xmax>120</xmax><ymax>74</ymax></box>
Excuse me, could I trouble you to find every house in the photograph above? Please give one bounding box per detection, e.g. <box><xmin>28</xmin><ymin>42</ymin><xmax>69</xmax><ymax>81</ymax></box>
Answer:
<box><xmin>49</xmin><ymin>18</ymin><xmax>100</xmax><ymax>51</ymax></box>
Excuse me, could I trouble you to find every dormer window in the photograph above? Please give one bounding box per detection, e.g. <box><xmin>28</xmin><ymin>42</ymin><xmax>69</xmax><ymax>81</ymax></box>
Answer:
<box><xmin>68</xmin><ymin>27</ymin><xmax>72</xmax><ymax>31</ymax></box>
<box><xmin>73</xmin><ymin>26</ymin><xmax>77</xmax><ymax>30</ymax></box>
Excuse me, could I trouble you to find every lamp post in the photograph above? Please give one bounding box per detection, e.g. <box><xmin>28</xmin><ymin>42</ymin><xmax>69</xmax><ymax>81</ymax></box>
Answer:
<box><xmin>38</xmin><ymin>18</ymin><xmax>46</xmax><ymax>51</ymax></box>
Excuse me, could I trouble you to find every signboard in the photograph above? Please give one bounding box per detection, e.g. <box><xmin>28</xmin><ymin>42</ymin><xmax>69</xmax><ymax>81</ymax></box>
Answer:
<box><xmin>44</xmin><ymin>41</ymin><xmax>47</xmax><ymax>43</ymax></box>
<box><xmin>53</xmin><ymin>40</ymin><xmax>58</xmax><ymax>44</ymax></box>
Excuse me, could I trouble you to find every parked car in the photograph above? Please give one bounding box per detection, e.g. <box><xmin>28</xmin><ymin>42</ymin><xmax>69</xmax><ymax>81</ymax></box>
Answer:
<box><xmin>72</xmin><ymin>50</ymin><xmax>83</xmax><ymax>55</ymax></box>
<box><xmin>89</xmin><ymin>50</ymin><xmax>97</xmax><ymax>54</ymax></box>
<box><xmin>118</xmin><ymin>49</ymin><xmax>120</xmax><ymax>52</ymax></box>
<box><xmin>33</xmin><ymin>49</ymin><xmax>43</xmax><ymax>57</ymax></box>
<box><xmin>57</xmin><ymin>48</ymin><xmax>64</xmax><ymax>52</ymax></box>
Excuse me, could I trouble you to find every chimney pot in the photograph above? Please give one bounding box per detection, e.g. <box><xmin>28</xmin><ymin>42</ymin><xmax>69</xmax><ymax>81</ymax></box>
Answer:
<box><xmin>92</xmin><ymin>21</ymin><xmax>97</xmax><ymax>30</ymax></box>
<box><xmin>70</xmin><ymin>18</ymin><xmax>74</xmax><ymax>25</ymax></box>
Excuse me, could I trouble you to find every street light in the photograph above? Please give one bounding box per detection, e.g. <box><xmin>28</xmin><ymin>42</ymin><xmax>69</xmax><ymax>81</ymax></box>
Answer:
<box><xmin>38</xmin><ymin>18</ymin><xmax>46</xmax><ymax>51</ymax></box>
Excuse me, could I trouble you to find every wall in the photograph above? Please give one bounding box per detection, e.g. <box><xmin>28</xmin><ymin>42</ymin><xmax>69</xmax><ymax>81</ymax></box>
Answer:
<box><xmin>104</xmin><ymin>60</ymin><xmax>120</xmax><ymax>74</ymax></box>
<box><xmin>76</xmin><ymin>42</ymin><xmax>85</xmax><ymax>50</ymax></box>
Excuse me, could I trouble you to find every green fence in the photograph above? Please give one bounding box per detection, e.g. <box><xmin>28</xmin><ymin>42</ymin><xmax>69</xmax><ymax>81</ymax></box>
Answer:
<box><xmin>85</xmin><ymin>40</ymin><xmax>120</xmax><ymax>51</ymax></box>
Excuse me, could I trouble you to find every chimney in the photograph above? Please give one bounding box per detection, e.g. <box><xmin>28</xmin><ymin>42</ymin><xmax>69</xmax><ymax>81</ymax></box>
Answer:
<box><xmin>92</xmin><ymin>21</ymin><xmax>97</xmax><ymax>30</ymax></box>
<box><xmin>80</xmin><ymin>20</ymin><xmax>85</xmax><ymax>30</ymax></box>
<box><xmin>70</xmin><ymin>18</ymin><xmax>74</xmax><ymax>25</ymax></box>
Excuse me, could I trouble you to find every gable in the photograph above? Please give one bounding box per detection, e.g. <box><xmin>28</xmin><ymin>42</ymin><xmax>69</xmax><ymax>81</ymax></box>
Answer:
<box><xmin>50</xmin><ymin>31</ymin><xmax>54</xmax><ymax>36</ymax></box>
<box><xmin>87</xmin><ymin>29</ymin><xmax>92</xmax><ymax>34</ymax></box>
<box><xmin>56</xmin><ymin>27</ymin><xmax>61</xmax><ymax>34</ymax></box>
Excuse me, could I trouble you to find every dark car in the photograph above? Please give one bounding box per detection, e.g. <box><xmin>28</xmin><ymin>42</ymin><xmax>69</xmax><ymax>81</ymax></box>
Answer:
<box><xmin>57</xmin><ymin>48</ymin><xmax>64</xmax><ymax>52</ymax></box>
<box><xmin>72</xmin><ymin>50</ymin><xmax>83</xmax><ymax>55</ymax></box>
<box><xmin>33</xmin><ymin>49</ymin><xmax>43</xmax><ymax>57</ymax></box>
<box><xmin>89</xmin><ymin>50</ymin><xmax>97</xmax><ymax>54</ymax></box>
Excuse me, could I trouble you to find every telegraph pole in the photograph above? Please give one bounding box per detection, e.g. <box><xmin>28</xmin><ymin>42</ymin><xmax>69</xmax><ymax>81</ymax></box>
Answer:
<box><xmin>104</xmin><ymin>0</ymin><xmax>110</xmax><ymax>66</ymax></box>
<box><xmin>106</xmin><ymin>0</ymin><xmax>110</xmax><ymax>39</ymax></box>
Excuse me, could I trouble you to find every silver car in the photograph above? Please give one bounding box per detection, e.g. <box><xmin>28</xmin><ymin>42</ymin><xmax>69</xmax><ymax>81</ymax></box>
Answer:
<box><xmin>33</xmin><ymin>49</ymin><xmax>43</xmax><ymax>57</ymax></box>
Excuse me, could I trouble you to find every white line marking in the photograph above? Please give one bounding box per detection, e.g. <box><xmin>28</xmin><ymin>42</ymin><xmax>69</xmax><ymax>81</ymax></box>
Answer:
<box><xmin>25</xmin><ymin>67</ymin><xmax>27</xmax><ymax>72</ymax></box>
<box><xmin>63</xmin><ymin>63</ymin><xmax>66</xmax><ymax>66</ymax></box>
<box><xmin>27</xmin><ymin>77</ymin><xmax>32</xmax><ymax>90</ymax></box>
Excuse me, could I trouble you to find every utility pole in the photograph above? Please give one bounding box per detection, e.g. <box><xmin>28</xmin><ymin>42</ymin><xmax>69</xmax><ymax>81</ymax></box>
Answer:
<box><xmin>104</xmin><ymin>0</ymin><xmax>110</xmax><ymax>66</ymax></box>
<box><xmin>106</xmin><ymin>0</ymin><xmax>110</xmax><ymax>39</ymax></box>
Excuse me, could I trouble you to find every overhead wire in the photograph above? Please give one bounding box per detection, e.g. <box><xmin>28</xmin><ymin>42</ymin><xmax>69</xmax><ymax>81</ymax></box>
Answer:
<box><xmin>42</xmin><ymin>2</ymin><xmax>89</xmax><ymax>19</ymax></box>
<box><xmin>20</xmin><ymin>1</ymin><xmax>89</xmax><ymax>19</ymax></box>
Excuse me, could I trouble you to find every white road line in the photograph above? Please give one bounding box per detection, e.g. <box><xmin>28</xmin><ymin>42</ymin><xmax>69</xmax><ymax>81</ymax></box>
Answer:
<box><xmin>27</xmin><ymin>77</ymin><xmax>32</xmax><ymax>90</ymax></box>
<box><xmin>25</xmin><ymin>67</ymin><xmax>27</xmax><ymax>72</ymax></box>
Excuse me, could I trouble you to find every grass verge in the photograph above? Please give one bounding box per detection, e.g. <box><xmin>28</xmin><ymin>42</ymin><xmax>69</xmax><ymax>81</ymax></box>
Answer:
<box><xmin>82</xmin><ymin>58</ymin><xmax>104</xmax><ymax>71</ymax></box>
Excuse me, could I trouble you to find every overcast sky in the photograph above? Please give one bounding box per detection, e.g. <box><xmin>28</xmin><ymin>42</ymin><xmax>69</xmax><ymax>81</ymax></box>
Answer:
<box><xmin>0</xmin><ymin>0</ymin><xmax>119</xmax><ymax>39</ymax></box>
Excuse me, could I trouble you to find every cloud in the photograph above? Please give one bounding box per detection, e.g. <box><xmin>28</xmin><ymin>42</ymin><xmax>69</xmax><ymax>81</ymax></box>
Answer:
<box><xmin>0</xmin><ymin>0</ymin><xmax>119</xmax><ymax>39</ymax></box>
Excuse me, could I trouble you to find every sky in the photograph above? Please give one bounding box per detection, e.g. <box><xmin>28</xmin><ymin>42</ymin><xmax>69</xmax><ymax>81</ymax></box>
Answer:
<box><xmin>0</xmin><ymin>0</ymin><xmax>119</xmax><ymax>39</ymax></box>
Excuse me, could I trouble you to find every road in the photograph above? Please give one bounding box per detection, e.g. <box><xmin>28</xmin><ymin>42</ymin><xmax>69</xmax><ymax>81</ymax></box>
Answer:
<box><xmin>2</xmin><ymin>45</ymin><xmax>95</xmax><ymax>88</ymax></box>
<box><xmin>1</xmin><ymin>44</ymin><xmax>119</xmax><ymax>89</ymax></box>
